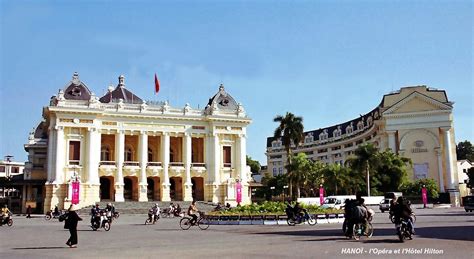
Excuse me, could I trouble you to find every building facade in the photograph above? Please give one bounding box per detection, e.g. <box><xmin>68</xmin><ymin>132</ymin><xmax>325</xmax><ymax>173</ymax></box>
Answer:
<box><xmin>26</xmin><ymin>73</ymin><xmax>252</xmax><ymax>211</ymax></box>
<box><xmin>457</xmin><ymin>160</ymin><xmax>472</xmax><ymax>197</ymax></box>
<box><xmin>266</xmin><ymin>86</ymin><xmax>460</xmax><ymax>206</ymax></box>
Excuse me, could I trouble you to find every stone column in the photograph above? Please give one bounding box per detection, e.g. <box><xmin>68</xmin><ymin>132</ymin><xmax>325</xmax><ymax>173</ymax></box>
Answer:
<box><xmin>138</xmin><ymin>131</ymin><xmax>148</xmax><ymax>201</ymax></box>
<box><xmin>86</xmin><ymin>128</ymin><xmax>100</xmax><ymax>185</ymax></box>
<box><xmin>160</xmin><ymin>133</ymin><xmax>171</xmax><ymax>201</ymax></box>
<box><xmin>442</xmin><ymin>127</ymin><xmax>460</xmax><ymax>206</ymax></box>
<box><xmin>387</xmin><ymin>130</ymin><xmax>397</xmax><ymax>153</ymax></box>
<box><xmin>435</xmin><ymin>148</ymin><xmax>445</xmax><ymax>192</ymax></box>
<box><xmin>114</xmin><ymin>130</ymin><xmax>125</xmax><ymax>202</ymax></box>
<box><xmin>47</xmin><ymin>128</ymin><xmax>56</xmax><ymax>182</ymax></box>
<box><xmin>183</xmin><ymin>133</ymin><xmax>193</xmax><ymax>201</ymax></box>
<box><xmin>53</xmin><ymin>126</ymin><xmax>65</xmax><ymax>184</ymax></box>
<box><xmin>237</xmin><ymin>134</ymin><xmax>250</xmax><ymax>204</ymax></box>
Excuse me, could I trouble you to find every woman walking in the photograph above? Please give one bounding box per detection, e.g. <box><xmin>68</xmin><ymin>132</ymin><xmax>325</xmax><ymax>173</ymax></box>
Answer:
<box><xmin>65</xmin><ymin>204</ymin><xmax>82</xmax><ymax>248</ymax></box>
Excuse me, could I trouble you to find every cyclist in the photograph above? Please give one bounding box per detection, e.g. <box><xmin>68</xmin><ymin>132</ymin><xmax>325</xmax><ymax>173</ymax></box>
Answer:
<box><xmin>1</xmin><ymin>204</ymin><xmax>11</xmax><ymax>221</ymax></box>
<box><xmin>187</xmin><ymin>201</ymin><xmax>199</xmax><ymax>225</ymax></box>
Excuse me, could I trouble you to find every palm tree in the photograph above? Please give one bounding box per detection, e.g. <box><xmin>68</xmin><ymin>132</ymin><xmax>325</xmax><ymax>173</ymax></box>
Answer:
<box><xmin>287</xmin><ymin>153</ymin><xmax>314</xmax><ymax>198</ymax></box>
<box><xmin>273</xmin><ymin>112</ymin><xmax>304</xmax><ymax>199</ymax></box>
<box><xmin>345</xmin><ymin>143</ymin><xmax>380</xmax><ymax>196</ymax></box>
<box><xmin>322</xmin><ymin>163</ymin><xmax>350</xmax><ymax>195</ymax></box>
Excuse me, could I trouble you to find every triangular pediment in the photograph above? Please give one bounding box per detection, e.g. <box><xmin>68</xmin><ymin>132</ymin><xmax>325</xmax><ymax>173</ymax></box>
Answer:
<box><xmin>383</xmin><ymin>91</ymin><xmax>452</xmax><ymax>115</ymax></box>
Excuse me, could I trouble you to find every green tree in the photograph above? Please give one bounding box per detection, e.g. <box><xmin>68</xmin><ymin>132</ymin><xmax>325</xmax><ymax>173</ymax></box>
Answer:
<box><xmin>246</xmin><ymin>155</ymin><xmax>261</xmax><ymax>175</ymax></box>
<box><xmin>345</xmin><ymin>143</ymin><xmax>380</xmax><ymax>196</ymax></box>
<box><xmin>466</xmin><ymin>167</ymin><xmax>474</xmax><ymax>189</ymax></box>
<box><xmin>304</xmin><ymin>160</ymin><xmax>325</xmax><ymax>196</ymax></box>
<box><xmin>322</xmin><ymin>163</ymin><xmax>351</xmax><ymax>195</ymax></box>
<box><xmin>456</xmin><ymin>140</ymin><xmax>474</xmax><ymax>162</ymax></box>
<box><xmin>401</xmin><ymin>178</ymin><xmax>439</xmax><ymax>198</ymax></box>
<box><xmin>287</xmin><ymin>153</ymin><xmax>314</xmax><ymax>198</ymax></box>
<box><xmin>273</xmin><ymin>112</ymin><xmax>304</xmax><ymax>199</ymax></box>
<box><xmin>373</xmin><ymin>150</ymin><xmax>411</xmax><ymax>194</ymax></box>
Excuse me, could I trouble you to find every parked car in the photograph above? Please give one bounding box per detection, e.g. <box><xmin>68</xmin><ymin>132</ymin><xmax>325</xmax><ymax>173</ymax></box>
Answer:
<box><xmin>379</xmin><ymin>198</ymin><xmax>391</xmax><ymax>213</ymax></box>
<box><xmin>462</xmin><ymin>196</ymin><xmax>474</xmax><ymax>212</ymax></box>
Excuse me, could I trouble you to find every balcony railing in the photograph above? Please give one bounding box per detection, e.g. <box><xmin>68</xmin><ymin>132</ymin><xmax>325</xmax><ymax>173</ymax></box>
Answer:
<box><xmin>124</xmin><ymin>161</ymin><xmax>140</xmax><ymax>166</ymax></box>
<box><xmin>170</xmin><ymin>162</ymin><xmax>184</xmax><ymax>167</ymax></box>
<box><xmin>68</xmin><ymin>160</ymin><xmax>80</xmax><ymax>166</ymax></box>
<box><xmin>100</xmin><ymin>161</ymin><xmax>116</xmax><ymax>166</ymax></box>
<box><xmin>223</xmin><ymin>163</ymin><xmax>232</xmax><ymax>168</ymax></box>
<box><xmin>191</xmin><ymin>163</ymin><xmax>206</xmax><ymax>168</ymax></box>
<box><xmin>147</xmin><ymin>162</ymin><xmax>162</xmax><ymax>167</ymax></box>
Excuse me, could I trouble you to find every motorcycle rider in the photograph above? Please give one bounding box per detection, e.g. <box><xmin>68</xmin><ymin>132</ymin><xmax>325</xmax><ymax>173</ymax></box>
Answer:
<box><xmin>105</xmin><ymin>203</ymin><xmax>114</xmax><ymax>222</ymax></box>
<box><xmin>393</xmin><ymin>196</ymin><xmax>415</xmax><ymax>234</ymax></box>
<box><xmin>1</xmin><ymin>204</ymin><xmax>11</xmax><ymax>222</ymax></box>
<box><xmin>293</xmin><ymin>202</ymin><xmax>305</xmax><ymax>222</ymax></box>
<box><xmin>90</xmin><ymin>203</ymin><xmax>101</xmax><ymax>226</ymax></box>
<box><xmin>53</xmin><ymin>205</ymin><xmax>60</xmax><ymax>217</ymax></box>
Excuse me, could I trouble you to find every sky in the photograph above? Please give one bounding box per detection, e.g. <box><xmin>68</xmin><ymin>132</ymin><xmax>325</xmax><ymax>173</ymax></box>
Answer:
<box><xmin>0</xmin><ymin>0</ymin><xmax>472</xmax><ymax>165</ymax></box>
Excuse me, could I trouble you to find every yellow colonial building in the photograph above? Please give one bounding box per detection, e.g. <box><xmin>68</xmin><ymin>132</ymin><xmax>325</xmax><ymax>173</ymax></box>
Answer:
<box><xmin>266</xmin><ymin>86</ymin><xmax>460</xmax><ymax>206</ymax></box>
<box><xmin>26</xmin><ymin>73</ymin><xmax>252</xmax><ymax>211</ymax></box>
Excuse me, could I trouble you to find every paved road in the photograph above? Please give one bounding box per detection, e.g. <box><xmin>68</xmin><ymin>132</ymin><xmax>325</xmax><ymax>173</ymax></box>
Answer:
<box><xmin>1</xmin><ymin>207</ymin><xmax>472</xmax><ymax>259</ymax></box>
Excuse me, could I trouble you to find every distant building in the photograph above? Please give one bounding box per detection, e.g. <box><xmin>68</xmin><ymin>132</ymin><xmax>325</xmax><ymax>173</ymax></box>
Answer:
<box><xmin>0</xmin><ymin>156</ymin><xmax>32</xmax><ymax>213</ymax></box>
<box><xmin>26</xmin><ymin>73</ymin><xmax>252</xmax><ymax>212</ymax></box>
<box><xmin>266</xmin><ymin>86</ymin><xmax>461</xmax><ymax>206</ymax></box>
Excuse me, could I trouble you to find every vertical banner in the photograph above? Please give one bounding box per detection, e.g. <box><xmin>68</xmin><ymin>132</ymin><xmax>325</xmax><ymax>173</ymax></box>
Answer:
<box><xmin>421</xmin><ymin>186</ymin><xmax>427</xmax><ymax>208</ymax></box>
<box><xmin>319</xmin><ymin>186</ymin><xmax>324</xmax><ymax>205</ymax></box>
<box><xmin>72</xmin><ymin>181</ymin><xmax>80</xmax><ymax>205</ymax></box>
<box><xmin>236</xmin><ymin>181</ymin><xmax>242</xmax><ymax>205</ymax></box>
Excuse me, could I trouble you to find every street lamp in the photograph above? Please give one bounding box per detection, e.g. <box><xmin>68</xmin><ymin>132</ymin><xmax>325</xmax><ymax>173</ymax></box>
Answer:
<box><xmin>270</xmin><ymin>186</ymin><xmax>275</xmax><ymax>201</ymax></box>
<box><xmin>283</xmin><ymin>185</ymin><xmax>289</xmax><ymax>202</ymax></box>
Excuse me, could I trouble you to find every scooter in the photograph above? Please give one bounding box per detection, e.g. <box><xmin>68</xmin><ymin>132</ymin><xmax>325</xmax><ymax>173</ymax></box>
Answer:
<box><xmin>91</xmin><ymin>210</ymin><xmax>111</xmax><ymax>231</ymax></box>
<box><xmin>0</xmin><ymin>214</ymin><xmax>13</xmax><ymax>227</ymax></box>
<box><xmin>45</xmin><ymin>210</ymin><xmax>65</xmax><ymax>220</ymax></box>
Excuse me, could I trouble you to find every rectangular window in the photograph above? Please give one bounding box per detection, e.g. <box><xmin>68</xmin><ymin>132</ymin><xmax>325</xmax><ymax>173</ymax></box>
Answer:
<box><xmin>223</xmin><ymin>146</ymin><xmax>231</xmax><ymax>167</ymax></box>
<box><xmin>11</xmin><ymin>167</ymin><xmax>19</xmax><ymax>173</ymax></box>
<box><xmin>272</xmin><ymin>167</ymin><xmax>277</xmax><ymax>175</ymax></box>
<box><xmin>0</xmin><ymin>166</ymin><xmax>4</xmax><ymax>172</ymax></box>
<box><xmin>69</xmin><ymin>141</ymin><xmax>81</xmax><ymax>164</ymax></box>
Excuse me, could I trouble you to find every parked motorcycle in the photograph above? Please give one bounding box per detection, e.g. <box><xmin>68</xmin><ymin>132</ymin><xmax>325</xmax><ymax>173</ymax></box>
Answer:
<box><xmin>91</xmin><ymin>210</ymin><xmax>111</xmax><ymax>231</ymax></box>
<box><xmin>0</xmin><ymin>214</ymin><xmax>13</xmax><ymax>227</ymax></box>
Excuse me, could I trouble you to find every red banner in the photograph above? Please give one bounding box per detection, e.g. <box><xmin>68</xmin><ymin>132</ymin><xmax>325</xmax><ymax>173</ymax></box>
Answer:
<box><xmin>421</xmin><ymin>187</ymin><xmax>427</xmax><ymax>206</ymax></box>
<box><xmin>319</xmin><ymin>186</ymin><xmax>324</xmax><ymax>205</ymax></box>
<box><xmin>236</xmin><ymin>182</ymin><xmax>242</xmax><ymax>204</ymax></box>
<box><xmin>72</xmin><ymin>181</ymin><xmax>80</xmax><ymax>205</ymax></box>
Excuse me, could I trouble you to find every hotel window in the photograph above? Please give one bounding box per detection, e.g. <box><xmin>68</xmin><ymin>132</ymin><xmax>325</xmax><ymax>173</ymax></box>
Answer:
<box><xmin>279</xmin><ymin>167</ymin><xmax>283</xmax><ymax>174</ymax></box>
<box><xmin>148</xmin><ymin>148</ymin><xmax>153</xmax><ymax>162</ymax></box>
<box><xmin>305</xmin><ymin>134</ymin><xmax>313</xmax><ymax>143</ymax></box>
<box><xmin>101</xmin><ymin>146</ymin><xmax>110</xmax><ymax>161</ymax></box>
<box><xmin>69</xmin><ymin>141</ymin><xmax>81</xmax><ymax>165</ymax></box>
<box><xmin>357</xmin><ymin>121</ymin><xmax>364</xmax><ymax>131</ymax></box>
<box><xmin>223</xmin><ymin>146</ymin><xmax>231</xmax><ymax>167</ymax></box>
<box><xmin>125</xmin><ymin>146</ymin><xmax>133</xmax><ymax>161</ymax></box>
<box><xmin>272</xmin><ymin>167</ymin><xmax>277</xmax><ymax>175</ymax></box>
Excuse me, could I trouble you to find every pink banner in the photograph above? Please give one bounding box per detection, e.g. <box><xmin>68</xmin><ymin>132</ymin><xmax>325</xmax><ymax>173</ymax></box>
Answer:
<box><xmin>421</xmin><ymin>187</ymin><xmax>427</xmax><ymax>205</ymax></box>
<box><xmin>319</xmin><ymin>187</ymin><xmax>324</xmax><ymax>205</ymax></box>
<box><xmin>236</xmin><ymin>182</ymin><xmax>242</xmax><ymax>204</ymax></box>
<box><xmin>72</xmin><ymin>181</ymin><xmax>80</xmax><ymax>205</ymax></box>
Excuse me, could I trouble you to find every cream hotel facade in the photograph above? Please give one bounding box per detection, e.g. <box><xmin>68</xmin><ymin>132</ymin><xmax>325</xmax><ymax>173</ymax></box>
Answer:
<box><xmin>266</xmin><ymin>86</ymin><xmax>461</xmax><ymax>206</ymax></box>
<box><xmin>26</xmin><ymin>73</ymin><xmax>252</xmax><ymax>211</ymax></box>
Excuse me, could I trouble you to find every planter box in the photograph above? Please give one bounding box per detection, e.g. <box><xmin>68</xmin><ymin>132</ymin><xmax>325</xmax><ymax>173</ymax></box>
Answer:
<box><xmin>251</xmin><ymin>215</ymin><xmax>264</xmax><ymax>225</ymax></box>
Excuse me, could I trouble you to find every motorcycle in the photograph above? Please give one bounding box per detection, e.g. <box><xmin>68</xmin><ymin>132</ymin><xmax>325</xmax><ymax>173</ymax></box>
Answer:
<box><xmin>91</xmin><ymin>210</ymin><xmax>111</xmax><ymax>231</ymax></box>
<box><xmin>0</xmin><ymin>214</ymin><xmax>13</xmax><ymax>227</ymax></box>
<box><xmin>343</xmin><ymin>208</ymin><xmax>374</xmax><ymax>240</ymax></box>
<box><xmin>285</xmin><ymin>207</ymin><xmax>316</xmax><ymax>226</ymax></box>
<box><xmin>45</xmin><ymin>210</ymin><xmax>65</xmax><ymax>220</ymax></box>
<box><xmin>396</xmin><ymin>218</ymin><xmax>413</xmax><ymax>242</ymax></box>
<box><xmin>145</xmin><ymin>213</ymin><xmax>160</xmax><ymax>225</ymax></box>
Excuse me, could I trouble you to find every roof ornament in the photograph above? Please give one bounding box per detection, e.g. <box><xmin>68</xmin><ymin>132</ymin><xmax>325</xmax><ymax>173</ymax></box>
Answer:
<box><xmin>184</xmin><ymin>103</ymin><xmax>191</xmax><ymax>114</ymax></box>
<box><xmin>118</xmin><ymin>75</ymin><xmax>125</xmax><ymax>88</ymax></box>
<box><xmin>72</xmin><ymin>72</ymin><xmax>80</xmax><ymax>85</ymax></box>
<box><xmin>219</xmin><ymin>83</ymin><xmax>225</xmax><ymax>91</ymax></box>
<box><xmin>108</xmin><ymin>84</ymin><xmax>114</xmax><ymax>92</ymax></box>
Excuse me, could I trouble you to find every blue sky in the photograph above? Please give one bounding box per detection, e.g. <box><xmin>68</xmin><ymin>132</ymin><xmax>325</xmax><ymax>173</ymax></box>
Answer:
<box><xmin>1</xmin><ymin>0</ymin><xmax>472</xmax><ymax>164</ymax></box>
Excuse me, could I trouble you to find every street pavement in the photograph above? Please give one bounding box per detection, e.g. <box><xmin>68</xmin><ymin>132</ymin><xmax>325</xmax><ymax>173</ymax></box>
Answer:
<box><xmin>0</xmin><ymin>207</ymin><xmax>472</xmax><ymax>259</ymax></box>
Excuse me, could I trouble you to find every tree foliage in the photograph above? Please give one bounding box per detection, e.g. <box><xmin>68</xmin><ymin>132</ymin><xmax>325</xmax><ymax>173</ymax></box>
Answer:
<box><xmin>401</xmin><ymin>178</ymin><xmax>439</xmax><ymax>198</ymax></box>
<box><xmin>246</xmin><ymin>155</ymin><xmax>261</xmax><ymax>175</ymax></box>
<box><xmin>456</xmin><ymin>140</ymin><xmax>474</xmax><ymax>162</ymax></box>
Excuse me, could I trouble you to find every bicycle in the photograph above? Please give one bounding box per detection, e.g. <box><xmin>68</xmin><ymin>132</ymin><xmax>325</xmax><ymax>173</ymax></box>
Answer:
<box><xmin>179</xmin><ymin>212</ymin><xmax>209</xmax><ymax>230</ymax></box>
<box><xmin>352</xmin><ymin>222</ymin><xmax>374</xmax><ymax>241</ymax></box>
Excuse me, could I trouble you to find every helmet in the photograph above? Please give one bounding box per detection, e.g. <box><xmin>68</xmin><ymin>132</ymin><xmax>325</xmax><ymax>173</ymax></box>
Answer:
<box><xmin>155</xmin><ymin>203</ymin><xmax>159</xmax><ymax>207</ymax></box>
<box><xmin>107</xmin><ymin>203</ymin><xmax>112</xmax><ymax>206</ymax></box>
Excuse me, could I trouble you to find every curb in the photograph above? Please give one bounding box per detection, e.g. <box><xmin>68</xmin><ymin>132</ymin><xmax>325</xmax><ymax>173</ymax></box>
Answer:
<box><xmin>205</xmin><ymin>213</ymin><xmax>345</xmax><ymax>226</ymax></box>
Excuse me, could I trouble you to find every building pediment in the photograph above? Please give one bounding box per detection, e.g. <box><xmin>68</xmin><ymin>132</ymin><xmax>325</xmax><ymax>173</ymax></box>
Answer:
<box><xmin>383</xmin><ymin>91</ymin><xmax>452</xmax><ymax>116</ymax></box>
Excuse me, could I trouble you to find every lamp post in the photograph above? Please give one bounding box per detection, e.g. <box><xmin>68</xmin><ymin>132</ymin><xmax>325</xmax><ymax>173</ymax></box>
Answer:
<box><xmin>270</xmin><ymin>186</ymin><xmax>275</xmax><ymax>201</ymax></box>
<box><xmin>283</xmin><ymin>185</ymin><xmax>288</xmax><ymax>202</ymax></box>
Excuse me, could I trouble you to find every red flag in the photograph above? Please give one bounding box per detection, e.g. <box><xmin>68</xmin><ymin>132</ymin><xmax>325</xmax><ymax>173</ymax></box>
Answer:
<box><xmin>154</xmin><ymin>73</ymin><xmax>160</xmax><ymax>94</ymax></box>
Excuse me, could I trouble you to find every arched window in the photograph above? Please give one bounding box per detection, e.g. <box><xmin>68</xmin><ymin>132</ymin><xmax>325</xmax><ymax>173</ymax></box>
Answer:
<box><xmin>101</xmin><ymin>146</ymin><xmax>110</xmax><ymax>161</ymax></box>
<box><xmin>357</xmin><ymin>120</ymin><xmax>364</xmax><ymax>131</ymax></box>
<box><xmin>148</xmin><ymin>148</ymin><xmax>153</xmax><ymax>162</ymax></box>
<box><xmin>346</xmin><ymin>123</ymin><xmax>353</xmax><ymax>135</ymax></box>
<box><xmin>125</xmin><ymin>146</ymin><xmax>133</xmax><ymax>161</ymax></box>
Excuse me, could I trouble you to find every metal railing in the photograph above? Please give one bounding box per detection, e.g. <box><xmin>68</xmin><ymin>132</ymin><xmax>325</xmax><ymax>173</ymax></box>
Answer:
<box><xmin>68</xmin><ymin>160</ymin><xmax>80</xmax><ymax>166</ymax></box>
<box><xmin>191</xmin><ymin>163</ymin><xmax>206</xmax><ymax>168</ymax></box>
<box><xmin>100</xmin><ymin>161</ymin><xmax>116</xmax><ymax>166</ymax></box>
<box><xmin>124</xmin><ymin>161</ymin><xmax>140</xmax><ymax>166</ymax></box>
<box><xmin>170</xmin><ymin>162</ymin><xmax>184</xmax><ymax>167</ymax></box>
<box><xmin>147</xmin><ymin>162</ymin><xmax>162</xmax><ymax>167</ymax></box>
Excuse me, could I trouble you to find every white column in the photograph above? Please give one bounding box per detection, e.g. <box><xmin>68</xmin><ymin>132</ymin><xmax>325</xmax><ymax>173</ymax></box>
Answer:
<box><xmin>114</xmin><ymin>130</ymin><xmax>125</xmax><ymax>202</ymax></box>
<box><xmin>160</xmin><ymin>133</ymin><xmax>171</xmax><ymax>201</ymax></box>
<box><xmin>86</xmin><ymin>128</ymin><xmax>100</xmax><ymax>185</ymax></box>
<box><xmin>47</xmin><ymin>128</ymin><xmax>56</xmax><ymax>182</ymax></box>
<box><xmin>237</xmin><ymin>134</ymin><xmax>247</xmax><ymax>183</ymax></box>
<box><xmin>138</xmin><ymin>131</ymin><xmax>148</xmax><ymax>201</ymax></box>
<box><xmin>183</xmin><ymin>133</ymin><xmax>193</xmax><ymax>201</ymax></box>
<box><xmin>435</xmin><ymin>148</ymin><xmax>445</xmax><ymax>192</ymax></box>
<box><xmin>213</xmin><ymin>134</ymin><xmax>220</xmax><ymax>184</ymax></box>
<box><xmin>387</xmin><ymin>131</ymin><xmax>397</xmax><ymax>153</ymax></box>
<box><xmin>443</xmin><ymin>128</ymin><xmax>455</xmax><ymax>190</ymax></box>
<box><xmin>53</xmin><ymin>126</ymin><xmax>65</xmax><ymax>184</ymax></box>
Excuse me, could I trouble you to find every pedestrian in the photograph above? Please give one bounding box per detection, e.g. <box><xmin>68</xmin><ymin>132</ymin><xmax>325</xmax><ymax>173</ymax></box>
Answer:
<box><xmin>65</xmin><ymin>204</ymin><xmax>82</xmax><ymax>248</ymax></box>
<box><xmin>26</xmin><ymin>205</ymin><xmax>32</xmax><ymax>218</ymax></box>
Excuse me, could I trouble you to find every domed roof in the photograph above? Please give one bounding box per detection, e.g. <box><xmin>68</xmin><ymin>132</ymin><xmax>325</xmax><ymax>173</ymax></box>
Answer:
<box><xmin>99</xmin><ymin>75</ymin><xmax>142</xmax><ymax>104</ymax></box>
<box><xmin>206</xmin><ymin>84</ymin><xmax>238</xmax><ymax>110</ymax></box>
<box><xmin>63</xmin><ymin>72</ymin><xmax>92</xmax><ymax>101</ymax></box>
